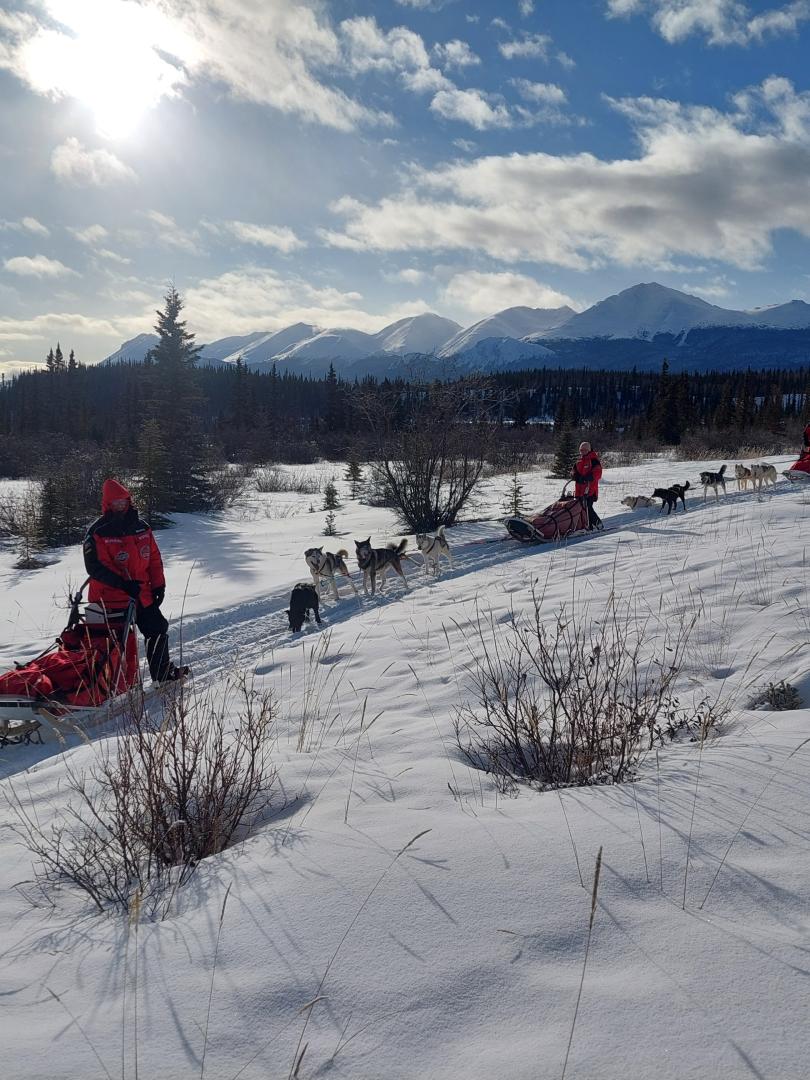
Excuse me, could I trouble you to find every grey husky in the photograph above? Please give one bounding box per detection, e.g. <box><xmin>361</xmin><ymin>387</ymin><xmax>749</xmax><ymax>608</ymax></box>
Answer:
<box><xmin>415</xmin><ymin>525</ymin><xmax>454</xmax><ymax>577</ymax></box>
<box><xmin>354</xmin><ymin>537</ymin><xmax>409</xmax><ymax>596</ymax></box>
<box><xmin>304</xmin><ymin>547</ymin><xmax>357</xmax><ymax>600</ymax></box>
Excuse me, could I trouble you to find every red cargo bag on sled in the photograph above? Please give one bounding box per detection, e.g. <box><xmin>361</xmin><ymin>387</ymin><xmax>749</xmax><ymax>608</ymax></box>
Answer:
<box><xmin>504</xmin><ymin>482</ymin><xmax>590</xmax><ymax>543</ymax></box>
<box><xmin>0</xmin><ymin>595</ymin><xmax>139</xmax><ymax>710</ymax></box>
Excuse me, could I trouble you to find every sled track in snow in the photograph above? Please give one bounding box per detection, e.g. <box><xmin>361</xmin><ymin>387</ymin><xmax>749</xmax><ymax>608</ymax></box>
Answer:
<box><xmin>178</xmin><ymin>481</ymin><xmax>803</xmax><ymax>683</ymax></box>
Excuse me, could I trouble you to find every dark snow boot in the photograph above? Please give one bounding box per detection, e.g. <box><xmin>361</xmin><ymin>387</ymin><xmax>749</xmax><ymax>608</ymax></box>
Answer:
<box><xmin>155</xmin><ymin>663</ymin><xmax>190</xmax><ymax>685</ymax></box>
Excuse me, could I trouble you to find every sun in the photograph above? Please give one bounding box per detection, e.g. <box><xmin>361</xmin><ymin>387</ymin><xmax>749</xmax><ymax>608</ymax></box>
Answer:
<box><xmin>20</xmin><ymin>0</ymin><xmax>189</xmax><ymax>138</ymax></box>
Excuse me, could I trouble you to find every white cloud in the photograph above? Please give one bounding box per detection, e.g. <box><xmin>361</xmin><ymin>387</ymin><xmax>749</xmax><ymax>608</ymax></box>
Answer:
<box><xmin>519</xmin><ymin>0</ymin><xmax>535</xmax><ymax>14</ymax></box>
<box><xmin>513</xmin><ymin>80</ymin><xmax>567</xmax><ymax>105</ymax></box>
<box><xmin>680</xmin><ymin>278</ymin><xmax>735</xmax><ymax>300</ymax></box>
<box><xmin>499</xmin><ymin>33</ymin><xmax>553</xmax><ymax>59</ymax></box>
<box><xmin>0</xmin><ymin>215</ymin><xmax>49</xmax><ymax>235</ymax></box>
<box><xmin>0</xmin><ymin>1</ymin><xmax>390</xmax><ymax>134</ymax></box>
<box><xmin>69</xmin><ymin>224</ymin><xmax>109</xmax><ymax>245</ymax></box>
<box><xmin>385</xmin><ymin>267</ymin><xmax>427</xmax><ymax>284</ymax></box>
<box><xmin>96</xmin><ymin>249</ymin><xmax>132</xmax><ymax>265</ymax></box>
<box><xmin>341</xmin><ymin>15</ymin><xmax>452</xmax><ymax>95</ymax></box>
<box><xmin>183</xmin><ymin>266</ymin><xmax>432</xmax><ymax>339</ymax></box>
<box><xmin>51</xmin><ymin>138</ymin><xmax>135</xmax><ymax>186</ymax></box>
<box><xmin>21</xmin><ymin>216</ymin><xmax>48</xmax><ymax>236</ymax></box>
<box><xmin>3</xmin><ymin>254</ymin><xmax>75</xmax><ymax>278</ymax></box>
<box><xmin>143</xmin><ymin>210</ymin><xmax>202</xmax><ymax>255</ymax></box>
<box><xmin>203</xmin><ymin>219</ymin><xmax>304</xmax><ymax>253</ymax></box>
<box><xmin>442</xmin><ymin>271</ymin><xmax>577</xmax><ymax>315</ymax></box>
<box><xmin>433</xmin><ymin>40</ymin><xmax>481</xmax><ymax>69</ymax></box>
<box><xmin>605</xmin><ymin>0</ymin><xmax>810</xmax><ymax>45</ymax></box>
<box><xmin>324</xmin><ymin>79</ymin><xmax>810</xmax><ymax>272</ymax></box>
<box><xmin>430</xmin><ymin>89</ymin><xmax>513</xmax><ymax>129</ymax></box>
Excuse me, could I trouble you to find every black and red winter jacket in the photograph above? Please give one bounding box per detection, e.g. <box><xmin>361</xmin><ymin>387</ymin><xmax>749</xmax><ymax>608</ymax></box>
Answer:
<box><xmin>83</xmin><ymin>479</ymin><xmax>165</xmax><ymax>610</ymax></box>
<box><xmin>572</xmin><ymin>451</ymin><xmax>603</xmax><ymax>499</ymax></box>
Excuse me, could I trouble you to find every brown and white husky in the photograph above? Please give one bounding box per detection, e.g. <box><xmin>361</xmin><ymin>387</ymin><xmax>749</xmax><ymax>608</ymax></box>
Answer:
<box><xmin>354</xmin><ymin>537</ymin><xmax>409</xmax><ymax>596</ymax></box>
<box><xmin>304</xmin><ymin>547</ymin><xmax>357</xmax><ymax>600</ymax></box>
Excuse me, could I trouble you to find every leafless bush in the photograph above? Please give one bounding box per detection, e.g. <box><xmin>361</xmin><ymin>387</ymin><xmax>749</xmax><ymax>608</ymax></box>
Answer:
<box><xmin>9</xmin><ymin>675</ymin><xmax>277</xmax><ymax>917</ymax></box>
<box><xmin>751</xmin><ymin>680</ymin><xmax>802</xmax><ymax>711</ymax></box>
<box><xmin>454</xmin><ymin>593</ymin><xmax>722</xmax><ymax>791</ymax></box>
<box><xmin>359</xmin><ymin>379</ymin><xmax>495</xmax><ymax>531</ymax></box>
<box><xmin>254</xmin><ymin>466</ymin><xmax>322</xmax><ymax>494</ymax></box>
<box><xmin>207</xmin><ymin>464</ymin><xmax>250</xmax><ymax>510</ymax></box>
<box><xmin>0</xmin><ymin>483</ymin><xmax>49</xmax><ymax>567</ymax></box>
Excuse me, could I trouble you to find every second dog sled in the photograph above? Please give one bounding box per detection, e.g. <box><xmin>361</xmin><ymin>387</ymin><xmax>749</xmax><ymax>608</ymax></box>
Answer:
<box><xmin>504</xmin><ymin>483</ymin><xmax>591</xmax><ymax>544</ymax></box>
<box><xmin>783</xmin><ymin>449</ymin><xmax>810</xmax><ymax>484</ymax></box>
<box><xmin>0</xmin><ymin>581</ymin><xmax>141</xmax><ymax>747</ymax></box>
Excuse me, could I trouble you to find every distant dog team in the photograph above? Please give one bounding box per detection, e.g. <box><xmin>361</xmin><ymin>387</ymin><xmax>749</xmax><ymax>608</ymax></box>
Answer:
<box><xmin>622</xmin><ymin>458</ymin><xmax>781</xmax><ymax>515</ymax></box>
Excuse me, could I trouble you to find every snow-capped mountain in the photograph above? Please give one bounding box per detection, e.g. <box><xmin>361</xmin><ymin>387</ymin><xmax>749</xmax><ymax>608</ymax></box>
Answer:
<box><xmin>372</xmin><ymin>313</ymin><xmax>461</xmax><ymax>355</ymax></box>
<box><xmin>745</xmin><ymin>300</ymin><xmax>810</xmax><ymax>329</ymax></box>
<box><xmin>541</xmin><ymin>283</ymin><xmax>740</xmax><ymax>341</ymax></box>
<box><xmin>102</xmin><ymin>285</ymin><xmax>810</xmax><ymax>375</ymax></box>
<box><xmin>540</xmin><ymin>283</ymin><xmax>810</xmax><ymax>341</ymax></box>
<box><xmin>438</xmin><ymin>306</ymin><xmax>575</xmax><ymax>357</ymax></box>
<box><xmin>269</xmin><ymin>313</ymin><xmax>462</xmax><ymax>369</ymax></box>
<box><xmin>219</xmin><ymin>324</ymin><xmax>322</xmax><ymax>366</ymax></box>
<box><xmin>104</xmin><ymin>333</ymin><xmax>159</xmax><ymax>365</ymax></box>
<box><xmin>452</xmin><ymin>336</ymin><xmax>555</xmax><ymax>369</ymax></box>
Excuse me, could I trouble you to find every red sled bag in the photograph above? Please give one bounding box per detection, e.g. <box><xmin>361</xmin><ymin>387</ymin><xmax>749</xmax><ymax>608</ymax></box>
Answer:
<box><xmin>505</xmin><ymin>483</ymin><xmax>590</xmax><ymax>543</ymax></box>
<box><xmin>0</xmin><ymin>596</ymin><xmax>139</xmax><ymax>710</ymax></box>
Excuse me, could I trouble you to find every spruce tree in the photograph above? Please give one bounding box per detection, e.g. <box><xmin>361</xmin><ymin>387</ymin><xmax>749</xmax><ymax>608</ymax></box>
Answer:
<box><xmin>652</xmin><ymin>360</ymin><xmax>682</xmax><ymax>445</ymax></box>
<box><xmin>551</xmin><ymin>426</ymin><xmax>576</xmax><ymax>480</ymax></box>
<box><xmin>45</xmin><ymin>347</ymin><xmax>55</xmax><ymax>373</ymax></box>
<box><xmin>323</xmin><ymin>480</ymin><xmax>340</xmax><ymax>510</ymax></box>
<box><xmin>54</xmin><ymin>342</ymin><xmax>64</xmax><ymax>372</ymax></box>
<box><xmin>68</xmin><ymin>348</ymin><xmax>77</xmax><ymax>372</ymax></box>
<box><xmin>344</xmin><ymin>460</ymin><xmax>364</xmax><ymax>498</ymax></box>
<box><xmin>503</xmin><ymin>469</ymin><xmax>528</xmax><ymax>516</ymax></box>
<box><xmin>146</xmin><ymin>286</ymin><xmax>213</xmax><ymax>511</ymax></box>
<box><xmin>323</xmin><ymin>510</ymin><xmax>337</xmax><ymax>536</ymax></box>
<box><xmin>134</xmin><ymin>419</ymin><xmax>172</xmax><ymax>526</ymax></box>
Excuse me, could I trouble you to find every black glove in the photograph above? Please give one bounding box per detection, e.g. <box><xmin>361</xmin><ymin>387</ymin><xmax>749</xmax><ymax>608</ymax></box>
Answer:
<box><xmin>122</xmin><ymin>579</ymin><xmax>142</xmax><ymax>600</ymax></box>
<box><xmin>153</xmin><ymin>586</ymin><xmax>165</xmax><ymax>608</ymax></box>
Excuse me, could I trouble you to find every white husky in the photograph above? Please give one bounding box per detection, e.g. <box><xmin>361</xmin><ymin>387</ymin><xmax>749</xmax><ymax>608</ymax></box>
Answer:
<box><xmin>415</xmin><ymin>526</ymin><xmax>454</xmax><ymax>577</ymax></box>
<box><xmin>750</xmin><ymin>462</ymin><xmax>778</xmax><ymax>490</ymax></box>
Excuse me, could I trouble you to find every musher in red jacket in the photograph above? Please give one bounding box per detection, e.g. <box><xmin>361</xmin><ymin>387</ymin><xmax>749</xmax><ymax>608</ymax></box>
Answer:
<box><xmin>572</xmin><ymin>441</ymin><xmax>604</xmax><ymax>531</ymax></box>
<box><xmin>83</xmin><ymin>478</ymin><xmax>187</xmax><ymax>683</ymax></box>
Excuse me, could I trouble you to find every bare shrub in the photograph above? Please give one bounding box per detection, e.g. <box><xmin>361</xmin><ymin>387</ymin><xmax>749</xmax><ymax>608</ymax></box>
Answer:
<box><xmin>9</xmin><ymin>675</ymin><xmax>277</xmax><ymax>917</ymax></box>
<box><xmin>454</xmin><ymin>593</ymin><xmax>721</xmax><ymax>791</ymax></box>
<box><xmin>751</xmin><ymin>680</ymin><xmax>802</xmax><ymax>711</ymax></box>
<box><xmin>255</xmin><ymin>466</ymin><xmax>322</xmax><ymax>495</ymax></box>
<box><xmin>0</xmin><ymin>483</ymin><xmax>48</xmax><ymax>567</ymax></box>
<box><xmin>359</xmin><ymin>378</ymin><xmax>495</xmax><ymax>532</ymax></box>
<box><xmin>207</xmin><ymin>463</ymin><xmax>250</xmax><ymax>510</ymax></box>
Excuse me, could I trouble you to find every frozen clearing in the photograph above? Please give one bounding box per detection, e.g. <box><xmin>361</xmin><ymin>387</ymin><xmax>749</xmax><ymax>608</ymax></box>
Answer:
<box><xmin>1</xmin><ymin>456</ymin><xmax>809</xmax><ymax>1080</ymax></box>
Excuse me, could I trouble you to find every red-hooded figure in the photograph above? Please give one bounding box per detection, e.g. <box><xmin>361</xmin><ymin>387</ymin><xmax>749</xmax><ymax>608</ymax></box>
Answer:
<box><xmin>84</xmin><ymin>479</ymin><xmax>165</xmax><ymax>609</ymax></box>
<box><xmin>571</xmin><ymin>442</ymin><xmax>604</xmax><ymax>530</ymax></box>
<box><xmin>83</xmin><ymin>479</ymin><xmax>185</xmax><ymax>684</ymax></box>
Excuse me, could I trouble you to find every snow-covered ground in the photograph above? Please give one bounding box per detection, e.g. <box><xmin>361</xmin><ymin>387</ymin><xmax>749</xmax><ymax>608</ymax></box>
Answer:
<box><xmin>2</xmin><ymin>455</ymin><xmax>809</xmax><ymax>1079</ymax></box>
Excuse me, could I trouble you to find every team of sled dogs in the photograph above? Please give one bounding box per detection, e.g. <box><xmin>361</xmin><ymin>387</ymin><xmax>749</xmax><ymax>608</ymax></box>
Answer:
<box><xmin>289</xmin><ymin>529</ymin><xmax>454</xmax><ymax>630</ymax></box>
<box><xmin>289</xmin><ymin>460</ymin><xmax>781</xmax><ymax>628</ymax></box>
<box><xmin>622</xmin><ymin>460</ymin><xmax>779</xmax><ymax>514</ymax></box>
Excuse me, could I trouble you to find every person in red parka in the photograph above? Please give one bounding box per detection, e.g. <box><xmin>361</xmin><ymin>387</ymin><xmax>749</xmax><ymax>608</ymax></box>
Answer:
<box><xmin>83</xmin><ymin>478</ymin><xmax>188</xmax><ymax>683</ymax></box>
<box><xmin>572</xmin><ymin>441</ymin><xmax>604</xmax><ymax>531</ymax></box>
<box><xmin>803</xmin><ymin>422</ymin><xmax>810</xmax><ymax>450</ymax></box>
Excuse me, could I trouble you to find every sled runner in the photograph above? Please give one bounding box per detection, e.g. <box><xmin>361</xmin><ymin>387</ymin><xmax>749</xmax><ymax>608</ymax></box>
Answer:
<box><xmin>783</xmin><ymin>450</ymin><xmax>810</xmax><ymax>484</ymax></box>
<box><xmin>0</xmin><ymin>581</ymin><xmax>141</xmax><ymax>746</ymax></box>
<box><xmin>504</xmin><ymin>483</ymin><xmax>591</xmax><ymax>543</ymax></box>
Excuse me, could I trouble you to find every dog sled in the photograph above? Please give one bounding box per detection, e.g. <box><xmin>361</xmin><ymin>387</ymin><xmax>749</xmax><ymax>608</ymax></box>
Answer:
<box><xmin>783</xmin><ymin>449</ymin><xmax>810</xmax><ymax>484</ymax></box>
<box><xmin>0</xmin><ymin>580</ymin><xmax>141</xmax><ymax>748</ymax></box>
<box><xmin>504</xmin><ymin>483</ymin><xmax>590</xmax><ymax>544</ymax></box>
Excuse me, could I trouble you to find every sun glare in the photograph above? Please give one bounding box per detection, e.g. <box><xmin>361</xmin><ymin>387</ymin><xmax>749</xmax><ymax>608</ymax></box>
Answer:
<box><xmin>20</xmin><ymin>0</ymin><xmax>190</xmax><ymax>138</ymax></box>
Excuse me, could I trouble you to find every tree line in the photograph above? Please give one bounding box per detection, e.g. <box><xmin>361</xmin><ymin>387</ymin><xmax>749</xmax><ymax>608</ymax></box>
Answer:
<box><xmin>0</xmin><ymin>287</ymin><xmax>807</xmax><ymax>549</ymax></box>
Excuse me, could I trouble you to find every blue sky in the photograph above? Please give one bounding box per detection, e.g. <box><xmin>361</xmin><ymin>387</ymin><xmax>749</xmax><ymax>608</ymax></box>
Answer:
<box><xmin>1</xmin><ymin>0</ymin><xmax>809</xmax><ymax>367</ymax></box>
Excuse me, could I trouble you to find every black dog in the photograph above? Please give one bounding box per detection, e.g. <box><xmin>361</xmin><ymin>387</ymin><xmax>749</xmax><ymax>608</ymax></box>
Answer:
<box><xmin>287</xmin><ymin>582</ymin><xmax>322</xmax><ymax>633</ymax></box>
<box><xmin>652</xmin><ymin>481</ymin><xmax>690</xmax><ymax>515</ymax></box>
